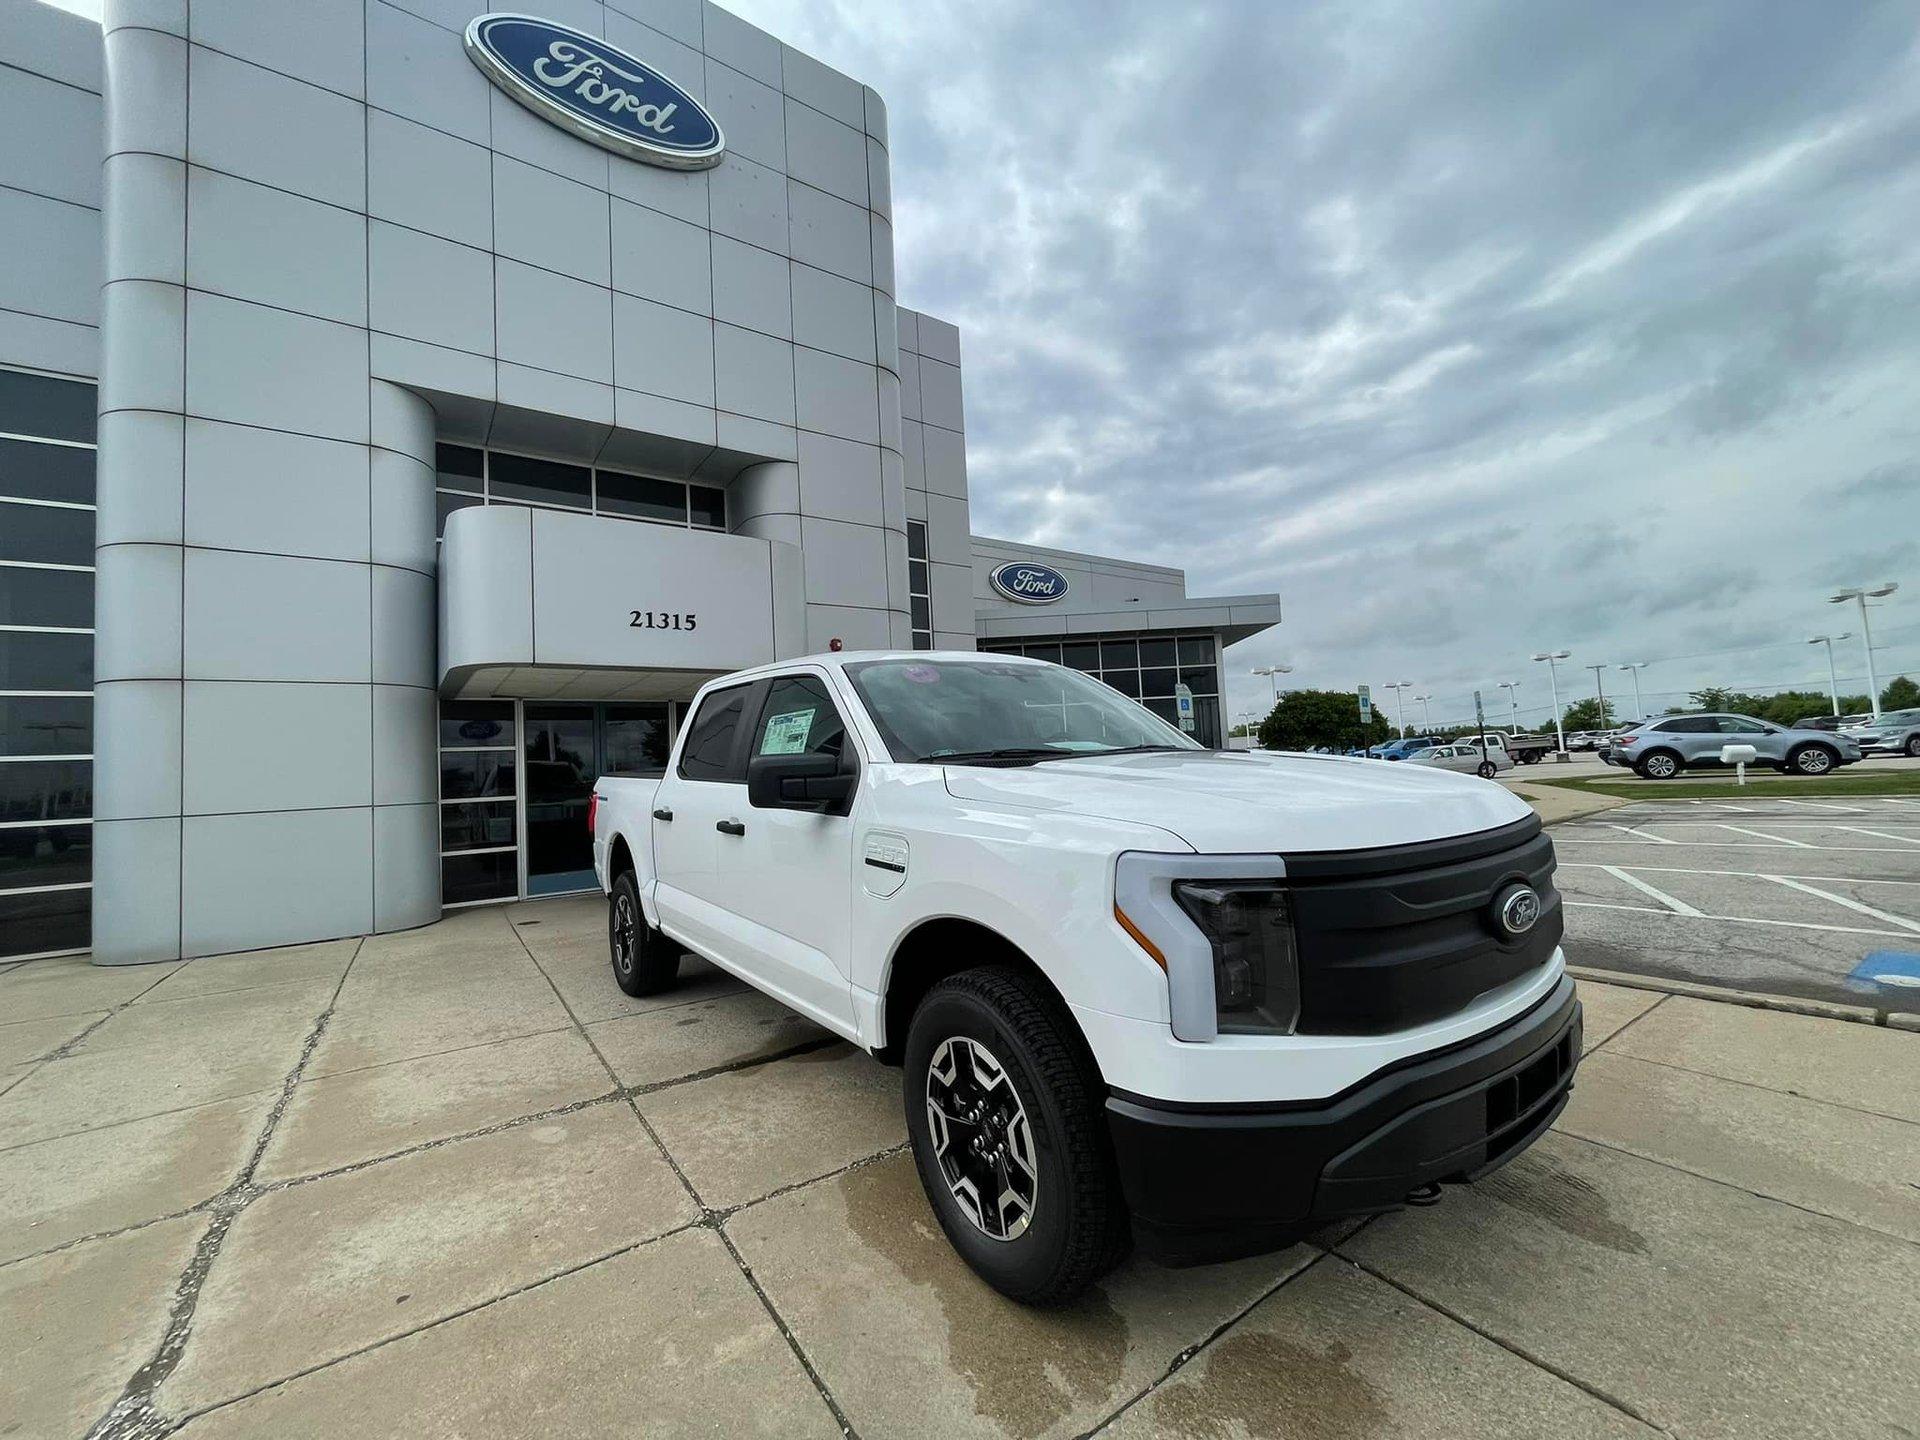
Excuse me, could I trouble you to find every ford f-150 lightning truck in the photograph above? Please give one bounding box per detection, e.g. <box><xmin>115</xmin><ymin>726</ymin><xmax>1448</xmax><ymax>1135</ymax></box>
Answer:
<box><xmin>591</xmin><ymin>651</ymin><xmax>1578</xmax><ymax>1304</ymax></box>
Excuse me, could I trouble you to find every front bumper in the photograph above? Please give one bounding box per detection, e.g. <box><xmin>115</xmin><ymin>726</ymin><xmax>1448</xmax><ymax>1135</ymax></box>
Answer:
<box><xmin>1105</xmin><ymin>976</ymin><xmax>1581</xmax><ymax>1265</ymax></box>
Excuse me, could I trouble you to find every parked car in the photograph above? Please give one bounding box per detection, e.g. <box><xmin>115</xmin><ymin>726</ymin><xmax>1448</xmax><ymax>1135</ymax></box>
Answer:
<box><xmin>1794</xmin><ymin>712</ymin><xmax>1873</xmax><ymax>733</ymax></box>
<box><xmin>1842</xmin><ymin>708</ymin><xmax>1920</xmax><ymax>757</ymax></box>
<box><xmin>1368</xmin><ymin>736</ymin><xmax>1443</xmax><ymax>761</ymax></box>
<box><xmin>1407</xmin><ymin>740</ymin><xmax>1512</xmax><ymax>779</ymax></box>
<box><xmin>1607</xmin><ymin>713</ymin><xmax>1862</xmax><ymax>778</ymax></box>
<box><xmin>591</xmin><ymin>652</ymin><xmax>1576</xmax><ymax>1303</ymax></box>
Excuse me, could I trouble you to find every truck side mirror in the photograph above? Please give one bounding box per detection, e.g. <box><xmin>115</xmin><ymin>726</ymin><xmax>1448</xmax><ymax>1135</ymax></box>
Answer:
<box><xmin>747</xmin><ymin>751</ymin><xmax>855</xmax><ymax>813</ymax></box>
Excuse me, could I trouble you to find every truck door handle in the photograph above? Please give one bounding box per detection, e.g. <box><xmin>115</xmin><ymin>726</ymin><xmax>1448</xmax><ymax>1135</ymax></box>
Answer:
<box><xmin>652</xmin><ymin>807</ymin><xmax>673</xmax><ymax>821</ymax></box>
<box><xmin>716</xmin><ymin>819</ymin><xmax>746</xmax><ymax>836</ymax></box>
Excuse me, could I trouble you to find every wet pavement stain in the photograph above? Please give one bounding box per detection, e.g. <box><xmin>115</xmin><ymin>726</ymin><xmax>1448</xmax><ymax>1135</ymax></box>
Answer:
<box><xmin>840</xmin><ymin>1155</ymin><xmax>1130</xmax><ymax>1438</ymax></box>
<box><xmin>1478</xmin><ymin>1150</ymin><xmax>1649</xmax><ymax>1256</ymax></box>
<box><xmin>1145</xmin><ymin>1331</ymin><xmax>1388</xmax><ymax>1440</ymax></box>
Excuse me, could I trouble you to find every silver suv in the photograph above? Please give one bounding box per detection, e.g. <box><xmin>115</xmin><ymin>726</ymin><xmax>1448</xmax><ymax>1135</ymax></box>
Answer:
<box><xmin>1843</xmin><ymin>708</ymin><xmax>1920</xmax><ymax>758</ymax></box>
<box><xmin>1609</xmin><ymin>713</ymin><xmax>1862</xmax><ymax>779</ymax></box>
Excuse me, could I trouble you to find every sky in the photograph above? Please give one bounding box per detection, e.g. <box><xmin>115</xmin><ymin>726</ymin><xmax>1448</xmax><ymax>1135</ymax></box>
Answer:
<box><xmin>46</xmin><ymin>0</ymin><xmax>1920</xmax><ymax>732</ymax></box>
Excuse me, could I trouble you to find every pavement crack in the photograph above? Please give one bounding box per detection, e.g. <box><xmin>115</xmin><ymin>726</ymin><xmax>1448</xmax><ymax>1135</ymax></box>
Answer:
<box><xmin>714</xmin><ymin>1224</ymin><xmax>862</xmax><ymax>1439</ymax></box>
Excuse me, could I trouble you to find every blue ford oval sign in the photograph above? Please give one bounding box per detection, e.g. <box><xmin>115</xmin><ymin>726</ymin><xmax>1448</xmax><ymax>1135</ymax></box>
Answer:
<box><xmin>989</xmin><ymin>561</ymin><xmax>1071</xmax><ymax>605</ymax></box>
<box><xmin>464</xmin><ymin>14</ymin><xmax>725</xmax><ymax>171</ymax></box>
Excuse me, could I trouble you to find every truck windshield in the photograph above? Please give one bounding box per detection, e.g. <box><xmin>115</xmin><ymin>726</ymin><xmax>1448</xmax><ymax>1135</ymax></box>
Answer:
<box><xmin>844</xmin><ymin>659</ymin><xmax>1204</xmax><ymax>763</ymax></box>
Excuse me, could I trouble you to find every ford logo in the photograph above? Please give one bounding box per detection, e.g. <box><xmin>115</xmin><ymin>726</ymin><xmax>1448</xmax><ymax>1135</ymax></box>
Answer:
<box><xmin>464</xmin><ymin>14</ymin><xmax>725</xmax><ymax>171</ymax></box>
<box><xmin>1493</xmin><ymin>883</ymin><xmax>1541</xmax><ymax>939</ymax></box>
<box><xmin>989</xmin><ymin>561</ymin><xmax>1071</xmax><ymax>606</ymax></box>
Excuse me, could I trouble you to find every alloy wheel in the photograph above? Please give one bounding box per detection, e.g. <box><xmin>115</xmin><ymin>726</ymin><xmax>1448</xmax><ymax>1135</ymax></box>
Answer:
<box><xmin>925</xmin><ymin>1036</ymin><xmax>1039</xmax><ymax>1241</ymax></box>
<box><xmin>612</xmin><ymin>891</ymin><xmax>637</xmax><ymax>975</ymax></box>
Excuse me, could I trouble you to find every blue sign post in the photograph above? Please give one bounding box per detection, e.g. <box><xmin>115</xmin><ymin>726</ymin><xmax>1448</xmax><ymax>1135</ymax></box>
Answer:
<box><xmin>1357</xmin><ymin>684</ymin><xmax>1372</xmax><ymax>724</ymax></box>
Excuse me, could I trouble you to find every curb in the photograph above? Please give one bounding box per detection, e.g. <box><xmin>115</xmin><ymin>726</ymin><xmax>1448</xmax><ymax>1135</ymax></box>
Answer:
<box><xmin>1567</xmin><ymin>963</ymin><xmax>1918</xmax><ymax>1030</ymax></box>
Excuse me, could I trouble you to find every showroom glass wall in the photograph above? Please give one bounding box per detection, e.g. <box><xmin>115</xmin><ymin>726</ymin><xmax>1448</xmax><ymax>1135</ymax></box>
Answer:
<box><xmin>432</xmin><ymin>444</ymin><xmax>712</xmax><ymax>906</ymax></box>
<box><xmin>0</xmin><ymin>367</ymin><xmax>95</xmax><ymax>958</ymax></box>
<box><xmin>976</xmin><ymin>633</ymin><xmax>1226</xmax><ymax>746</ymax></box>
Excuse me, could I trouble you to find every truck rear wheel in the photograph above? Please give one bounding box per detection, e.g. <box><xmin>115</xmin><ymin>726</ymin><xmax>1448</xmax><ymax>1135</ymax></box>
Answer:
<box><xmin>608</xmin><ymin>869</ymin><xmax>680</xmax><ymax>997</ymax></box>
<box><xmin>903</xmin><ymin>966</ymin><xmax>1129</xmax><ymax>1304</ymax></box>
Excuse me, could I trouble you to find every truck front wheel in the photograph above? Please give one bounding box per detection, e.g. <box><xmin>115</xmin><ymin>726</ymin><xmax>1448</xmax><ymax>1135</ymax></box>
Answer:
<box><xmin>903</xmin><ymin>967</ymin><xmax>1129</xmax><ymax>1304</ymax></box>
<box><xmin>608</xmin><ymin>869</ymin><xmax>680</xmax><ymax>997</ymax></box>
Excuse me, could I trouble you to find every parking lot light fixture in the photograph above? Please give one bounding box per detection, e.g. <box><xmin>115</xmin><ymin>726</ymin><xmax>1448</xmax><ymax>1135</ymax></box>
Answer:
<box><xmin>1497</xmin><ymin>680</ymin><xmax>1520</xmax><ymax>733</ymax></box>
<box><xmin>1828</xmin><ymin>583</ymin><xmax>1898</xmax><ymax>720</ymax></box>
<box><xmin>1616</xmin><ymin>662</ymin><xmax>1648</xmax><ymax>724</ymax></box>
<box><xmin>1382</xmin><ymin>680</ymin><xmax>1414</xmax><ymax>737</ymax></box>
<box><xmin>1530</xmin><ymin>651</ymin><xmax>1571</xmax><ymax>755</ymax></box>
<box><xmin>1805</xmin><ymin>634</ymin><xmax>1851</xmax><ymax>717</ymax></box>
<box><xmin>1249</xmin><ymin>664</ymin><xmax>1293</xmax><ymax>702</ymax></box>
<box><xmin>1414</xmin><ymin>693</ymin><xmax>1433</xmax><ymax>731</ymax></box>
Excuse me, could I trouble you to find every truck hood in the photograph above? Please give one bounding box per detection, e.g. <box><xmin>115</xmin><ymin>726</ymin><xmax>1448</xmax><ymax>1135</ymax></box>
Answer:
<box><xmin>940</xmin><ymin>750</ymin><xmax>1533</xmax><ymax>854</ymax></box>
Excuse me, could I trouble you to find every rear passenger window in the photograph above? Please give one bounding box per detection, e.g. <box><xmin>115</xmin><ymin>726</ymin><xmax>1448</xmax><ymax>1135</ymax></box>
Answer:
<box><xmin>753</xmin><ymin>675</ymin><xmax>848</xmax><ymax>760</ymax></box>
<box><xmin>678</xmin><ymin>685</ymin><xmax>751</xmax><ymax>782</ymax></box>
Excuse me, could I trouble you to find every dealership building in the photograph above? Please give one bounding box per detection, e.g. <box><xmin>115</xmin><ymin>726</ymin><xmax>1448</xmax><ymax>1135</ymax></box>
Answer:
<box><xmin>0</xmin><ymin>0</ymin><xmax>1279</xmax><ymax>964</ymax></box>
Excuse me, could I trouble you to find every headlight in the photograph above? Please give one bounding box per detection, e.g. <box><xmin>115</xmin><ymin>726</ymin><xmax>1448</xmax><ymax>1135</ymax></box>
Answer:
<box><xmin>1173</xmin><ymin>882</ymin><xmax>1301</xmax><ymax>1035</ymax></box>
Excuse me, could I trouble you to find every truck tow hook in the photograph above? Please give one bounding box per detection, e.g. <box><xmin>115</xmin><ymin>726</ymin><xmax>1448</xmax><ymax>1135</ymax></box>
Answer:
<box><xmin>1404</xmin><ymin>1182</ymin><xmax>1445</xmax><ymax>1207</ymax></box>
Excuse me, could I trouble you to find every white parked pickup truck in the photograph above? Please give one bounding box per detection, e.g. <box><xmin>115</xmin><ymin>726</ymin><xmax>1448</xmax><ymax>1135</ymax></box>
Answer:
<box><xmin>592</xmin><ymin>651</ymin><xmax>1578</xmax><ymax>1304</ymax></box>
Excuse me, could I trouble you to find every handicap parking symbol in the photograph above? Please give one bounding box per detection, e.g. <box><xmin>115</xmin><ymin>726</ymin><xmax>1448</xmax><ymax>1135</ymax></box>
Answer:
<box><xmin>1846</xmin><ymin>951</ymin><xmax>1920</xmax><ymax>994</ymax></box>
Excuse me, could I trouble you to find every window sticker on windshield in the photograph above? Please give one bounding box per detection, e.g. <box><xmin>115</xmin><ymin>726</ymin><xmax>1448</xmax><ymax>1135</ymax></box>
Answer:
<box><xmin>761</xmin><ymin>708</ymin><xmax>816</xmax><ymax>755</ymax></box>
<box><xmin>902</xmin><ymin>665</ymin><xmax>940</xmax><ymax>684</ymax></box>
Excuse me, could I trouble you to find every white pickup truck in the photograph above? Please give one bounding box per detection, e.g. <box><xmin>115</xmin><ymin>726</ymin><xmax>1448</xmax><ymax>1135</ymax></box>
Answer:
<box><xmin>592</xmin><ymin>651</ymin><xmax>1578</xmax><ymax>1304</ymax></box>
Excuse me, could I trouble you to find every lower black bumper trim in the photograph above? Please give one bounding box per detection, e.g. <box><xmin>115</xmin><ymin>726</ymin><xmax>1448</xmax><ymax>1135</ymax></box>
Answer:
<box><xmin>1106</xmin><ymin>977</ymin><xmax>1581</xmax><ymax>1266</ymax></box>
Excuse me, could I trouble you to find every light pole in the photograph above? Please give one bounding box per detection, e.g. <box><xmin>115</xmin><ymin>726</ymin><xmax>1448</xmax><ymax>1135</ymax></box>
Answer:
<box><xmin>1828</xmin><ymin>583</ymin><xmax>1898</xmax><ymax>719</ymax></box>
<box><xmin>1583</xmin><ymin>663</ymin><xmax>1609</xmax><ymax>732</ymax></box>
<box><xmin>1805</xmin><ymin>634</ymin><xmax>1851</xmax><ymax>717</ymax></box>
<box><xmin>1249</xmin><ymin>665</ymin><xmax>1293</xmax><ymax>704</ymax></box>
<box><xmin>1615</xmin><ymin>662</ymin><xmax>1647</xmax><ymax>724</ymax></box>
<box><xmin>1382</xmin><ymin>680</ymin><xmax>1414</xmax><ymax>737</ymax></box>
<box><xmin>1530</xmin><ymin>651</ymin><xmax>1571</xmax><ymax>755</ymax></box>
<box><xmin>1497</xmin><ymin>680</ymin><xmax>1521</xmax><ymax>734</ymax></box>
<box><xmin>1414</xmin><ymin>693</ymin><xmax>1433</xmax><ymax>731</ymax></box>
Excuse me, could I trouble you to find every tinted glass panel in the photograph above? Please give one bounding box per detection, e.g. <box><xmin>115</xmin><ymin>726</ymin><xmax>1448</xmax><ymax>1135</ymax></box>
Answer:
<box><xmin>0</xmin><ymin>760</ymin><xmax>92</xmax><ymax>821</ymax></box>
<box><xmin>907</xmin><ymin>559</ymin><xmax>928</xmax><ymax>595</ymax></box>
<box><xmin>0</xmin><ymin>696</ymin><xmax>91</xmax><ymax>755</ymax></box>
<box><xmin>906</xmin><ymin>521</ymin><xmax>927</xmax><ymax>560</ymax></box>
<box><xmin>1178</xmin><ymin>636</ymin><xmax>1212</xmax><ymax>666</ymax></box>
<box><xmin>0</xmin><ymin>370</ymin><xmax>95</xmax><ymax>444</ymax></box>
<box><xmin>440</xmin><ymin>701</ymin><xmax>514</xmax><ymax>749</ymax></box>
<box><xmin>436</xmin><ymin>492</ymin><xmax>482</xmax><ymax>536</ymax></box>
<box><xmin>523</xmin><ymin>706</ymin><xmax>594</xmax><ymax>802</ymax></box>
<box><xmin>1139</xmin><ymin>638</ymin><xmax>1176</xmax><ymax>668</ymax></box>
<box><xmin>1103</xmin><ymin>668</ymin><xmax>1141</xmax><ymax>698</ymax></box>
<box><xmin>435</xmin><ymin>443</ymin><xmax>485</xmax><ymax>493</ymax></box>
<box><xmin>1100</xmin><ymin>639</ymin><xmax>1137</xmax><ymax>669</ymax></box>
<box><xmin>440</xmin><ymin>801</ymin><xmax>516</xmax><ymax>852</ymax></box>
<box><xmin>912</xmin><ymin>630</ymin><xmax>932</xmax><ymax>650</ymax></box>
<box><xmin>604</xmin><ymin>704</ymin><xmax>670</xmax><ymax>775</ymax></box>
<box><xmin>441</xmin><ymin>850</ymin><xmax>517</xmax><ymax>905</ymax></box>
<box><xmin>1140</xmin><ymin>667</ymin><xmax>1177</xmax><ymax>697</ymax></box>
<box><xmin>679</xmin><ymin>685</ymin><xmax>749</xmax><ymax>781</ymax></box>
<box><xmin>440</xmin><ymin>750</ymin><xmax>515</xmax><ymax>798</ymax></box>
<box><xmin>910</xmin><ymin>595</ymin><xmax>930</xmax><ymax>632</ymax></box>
<box><xmin>1143</xmin><ymin>697</ymin><xmax>1179</xmax><ymax>724</ymax></box>
<box><xmin>0</xmin><ymin>566</ymin><xmax>93</xmax><ymax>627</ymax></box>
<box><xmin>0</xmin><ymin>822</ymin><xmax>91</xmax><ymax>889</ymax></box>
<box><xmin>0</xmin><ymin>504</ymin><xmax>92</xmax><ymax>564</ymax></box>
<box><xmin>488</xmin><ymin>452</ymin><xmax>591</xmax><ymax>508</ymax></box>
<box><xmin>0</xmin><ymin>438</ymin><xmax>93</xmax><ymax>504</ymax></box>
<box><xmin>1179</xmin><ymin>665</ymin><xmax>1218</xmax><ymax>694</ymax></box>
<box><xmin>0</xmin><ymin>885</ymin><xmax>88</xmax><ymax>957</ymax></box>
<box><xmin>753</xmin><ymin>676</ymin><xmax>845</xmax><ymax>758</ymax></box>
<box><xmin>598</xmin><ymin>470</ymin><xmax>685</xmax><ymax>523</ymax></box>
<box><xmin>0</xmin><ymin>632</ymin><xmax>91</xmax><ymax>691</ymax></box>
<box><xmin>688</xmin><ymin>484</ymin><xmax>726</xmax><ymax>528</ymax></box>
<box><xmin>1061</xmin><ymin>642</ymin><xmax>1099</xmax><ymax>672</ymax></box>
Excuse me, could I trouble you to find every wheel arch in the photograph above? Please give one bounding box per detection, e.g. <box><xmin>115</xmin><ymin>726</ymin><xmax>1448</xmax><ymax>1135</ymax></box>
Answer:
<box><xmin>1636</xmin><ymin>746</ymin><xmax>1682</xmax><ymax>776</ymax></box>
<box><xmin>608</xmin><ymin>831</ymin><xmax>636</xmax><ymax>883</ymax></box>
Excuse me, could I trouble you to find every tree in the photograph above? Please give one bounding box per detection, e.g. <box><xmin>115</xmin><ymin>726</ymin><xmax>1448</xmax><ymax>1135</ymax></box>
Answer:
<box><xmin>1558</xmin><ymin>697</ymin><xmax>1616</xmax><ymax>731</ymax></box>
<box><xmin>1883</xmin><ymin>675</ymin><xmax>1919</xmax><ymax>711</ymax></box>
<box><xmin>1257</xmin><ymin>690</ymin><xmax>1393</xmax><ymax>752</ymax></box>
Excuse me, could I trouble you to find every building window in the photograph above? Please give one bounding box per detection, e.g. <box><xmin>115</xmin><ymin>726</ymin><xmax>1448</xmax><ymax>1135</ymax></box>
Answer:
<box><xmin>978</xmin><ymin>632</ymin><xmax>1225</xmax><ymax>746</ymax></box>
<box><xmin>907</xmin><ymin>520</ymin><xmax>931</xmax><ymax>649</ymax></box>
<box><xmin>433</xmin><ymin>444</ymin><xmax>728</xmax><ymax>540</ymax></box>
<box><xmin>438</xmin><ymin>700</ymin><xmax>519</xmax><ymax>907</ymax></box>
<box><xmin>0</xmin><ymin>366</ymin><xmax>95</xmax><ymax>959</ymax></box>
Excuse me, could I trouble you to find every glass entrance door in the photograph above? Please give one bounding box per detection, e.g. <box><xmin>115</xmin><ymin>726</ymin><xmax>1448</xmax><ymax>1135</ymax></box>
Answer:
<box><xmin>521</xmin><ymin>702</ymin><xmax>677</xmax><ymax>897</ymax></box>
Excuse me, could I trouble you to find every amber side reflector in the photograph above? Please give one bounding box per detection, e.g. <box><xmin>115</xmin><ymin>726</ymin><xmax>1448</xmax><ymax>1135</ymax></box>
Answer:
<box><xmin>1114</xmin><ymin>904</ymin><xmax>1166</xmax><ymax>970</ymax></box>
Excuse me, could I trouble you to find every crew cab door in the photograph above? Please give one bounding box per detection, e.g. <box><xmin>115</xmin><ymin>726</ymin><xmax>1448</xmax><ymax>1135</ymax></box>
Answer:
<box><xmin>649</xmin><ymin>681</ymin><xmax>755</xmax><ymax>958</ymax></box>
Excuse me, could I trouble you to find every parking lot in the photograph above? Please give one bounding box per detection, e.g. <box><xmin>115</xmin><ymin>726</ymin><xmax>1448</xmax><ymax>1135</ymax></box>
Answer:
<box><xmin>1553</xmin><ymin>796</ymin><xmax>1920</xmax><ymax>1012</ymax></box>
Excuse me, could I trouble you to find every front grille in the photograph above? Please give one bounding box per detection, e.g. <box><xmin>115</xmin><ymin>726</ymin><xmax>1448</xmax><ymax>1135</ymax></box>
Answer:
<box><xmin>1282</xmin><ymin>817</ymin><xmax>1562</xmax><ymax>1035</ymax></box>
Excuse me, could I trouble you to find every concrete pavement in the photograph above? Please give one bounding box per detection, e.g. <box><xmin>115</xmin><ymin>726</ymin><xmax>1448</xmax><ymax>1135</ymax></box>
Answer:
<box><xmin>2</xmin><ymin>898</ymin><xmax>1915</xmax><ymax>1438</ymax></box>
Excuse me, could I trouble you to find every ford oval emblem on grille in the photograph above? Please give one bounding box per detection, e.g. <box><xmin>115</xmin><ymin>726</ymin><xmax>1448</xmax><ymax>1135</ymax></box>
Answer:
<box><xmin>1494</xmin><ymin>883</ymin><xmax>1541</xmax><ymax>939</ymax></box>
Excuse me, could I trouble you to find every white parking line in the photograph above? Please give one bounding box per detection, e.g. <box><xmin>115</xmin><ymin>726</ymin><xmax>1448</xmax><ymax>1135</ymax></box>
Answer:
<box><xmin>1713</xmin><ymin>824</ymin><xmax>1815</xmax><ymax>848</ymax></box>
<box><xmin>1832</xmin><ymin>826</ymin><xmax>1920</xmax><ymax>845</ymax></box>
<box><xmin>1598</xmin><ymin>865</ymin><xmax>1704</xmax><ymax>916</ymax></box>
<box><xmin>1563</xmin><ymin>902</ymin><xmax>1918</xmax><ymax>938</ymax></box>
<box><xmin>1759</xmin><ymin>875</ymin><xmax>1920</xmax><ymax>935</ymax></box>
<box><xmin>1771</xmin><ymin>798</ymin><xmax>1857</xmax><ymax>812</ymax></box>
<box><xmin>1561</xmin><ymin>861</ymin><xmax>1920</xmax><ymax>886</ymax></box>
<box><xmin>1556</xmin><ymin>839</ymin><xmax>1919</xmax><ymax>852</ymax></box>
<box><xmin>1598</xmin><ymin>823</ymin><xmax>1676</xmax><ymax>844</ymax></box>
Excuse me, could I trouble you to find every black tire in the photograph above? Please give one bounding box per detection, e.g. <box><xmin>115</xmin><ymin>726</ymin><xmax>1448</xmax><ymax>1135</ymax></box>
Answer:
<box><xmin>1636</xmin><ymin>750</ymin><xmax>1681</xmax><ymax>780</ymax></box>
<box><xmin>1476</xmin><ymin>761</ymin><xmax>1497</xmax><ymax>779</ymax></box>
<box><xmin>1520</xmin><ymin>751</ymin><xmax>1542</xmax><ymax>765</ymax></box>
<box><xmin>903</xmin><ymin>966</ymin><xmax>1129</xmax><ymax>1305</ymax></box>
<box><xmin>608</xmin><ymin>869</ymin><xmax>680</xmax><ymax>997</ymax></box>
<box><xmin>1788</xmin><ymin>744</ymin><xmax>1837</xmax><ymax>777</ymax></box>
<box><xmin>1905</xmin><ymin>734</ymin><xmax>1920</xmax><ymax>759</ymax></box>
